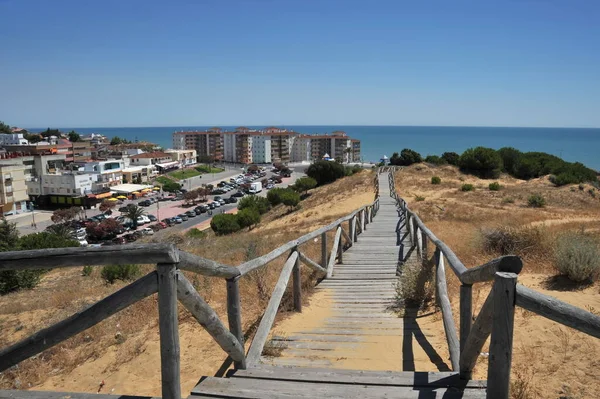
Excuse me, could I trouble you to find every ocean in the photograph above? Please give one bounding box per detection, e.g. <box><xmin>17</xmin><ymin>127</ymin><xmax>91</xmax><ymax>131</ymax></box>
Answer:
<box><xmin>29</xmin><ymin>126</ymin><xmax>600</xmax><ymax>170</ymax></box>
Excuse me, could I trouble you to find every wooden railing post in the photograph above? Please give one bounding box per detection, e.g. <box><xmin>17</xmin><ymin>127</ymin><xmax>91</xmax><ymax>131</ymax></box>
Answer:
<box><xmin>350</xmin><ymin>215</ymin><xmax>357</xmax><ymax>243</ymax></box>
<box><xmin>460</xmin><ymin>284</ymin><xmax>472</xmax><ymax>354</ymax></box>
<box><xmin>292</xmin><ymin>249</ymin><xmax>302</xmax><ymax>312</ymax></box>
<box><xmin>487</xmin><ymin>272</ymin><xmax>518</xmax><ymax>399</ymax></box>
<box><xmin>226</xmin><ymin>277</ymin><xmax>246</xmax><ymax>369</ymax></box>
<box><xmin>420</xmin><ymin>229</ymin><xmax>428</xmax><ymax>267</ymax></box>
<box><xmin>337</xmin><ymin>226</ymin><xmax>343</xmax><ymax>264</ymax></box>
<box><xmin>321</xmin><ymin>232</ymin><xmax>328</xmax><ymax>270</ymax></box>
<box><xmin>157</xmin><ymin>263</ymin><xmax>181</xmax><ymax>399</ymax></box>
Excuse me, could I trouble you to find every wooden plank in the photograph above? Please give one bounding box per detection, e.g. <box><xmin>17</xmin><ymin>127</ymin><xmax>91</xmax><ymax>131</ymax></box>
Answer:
<box><xmin>459</xmin><ymin>289</ymin><xmax>494</xmax><ymax>380</ymax></box>
<box><xmin>487</xmin><ymin>272</ymin><xmax>517</xmax><ymax>399</ymax></box>
<box><xmin>0</xmin><ymin>391</ymin><xmax>160</xmax><ymax>399</ymax></box>
<box><xmin>226</xmin><ymin>277</ymin><xmax>246</xmax><ymax>369</ymax></box>
<box><xmin>515</xmin><ymin>284</ymin><xmax>600</xmax><ymax>339</ymax></box>
<box><xmin>328</xmin><ymin>275</ymin><xmax>396</xmax><ymax>280</ymax></box>
<box><xmin>298</xmin><ymin>328</ymin><xmax>408</xmax><ymax>336</ymax></box>
<box><xmin>272</xmin><ymin>334</ymin><xmax>365</xmax><ymax>343</ymax></box>
<box><xmin>156</xmin><ymin>264</ymin><xmax>181</xmax><ymax>399</ymax></box>
<box><xmin>297</xmin><ymin>251</ymin><xmax>327</xmax><ymax>275</ymax></box>
<box><xmin>260</xmin><ymin>357</ymin><xmax>333</xmax><ymax>367</ymax></box>
<box><xmin>177</xmin><ymin>272</ymin><xmax>246</xmax><ymax>364</ymax></box>
<box><xmin>0</xmin><ymin>272</ymin><xmax>158</xmax><ymax>373</ymax></box>
<box><xmin>321</xmin><ymin>232</ymin><xmax>328</xmax><ymax>271</ymax></box>
<box><xmin>246</xmin><ymin>251</ymin><xmax>299</xmax><ymax>366</ymax></box>
<box><xmin>233</xmin><ymin>364</ymin><xmax>488</xmax><ymax>388</ymax></box>
<box><xmin>266</xmin><ymin>341</ymin><xmax>358</xmax><ymax>350</ymax></box>
<box><xmin>460</xmin><ymin>256</ymin><xmax>523</xmax><ymax>285</ymax></box>
<box><xmin>326</xmin><ymin>228</ymin><xmax>342</xmax><ymax>278</ymax></box>
<box><xmin>192</xmin><ymin>376</ymin><xmax>487</xmax><ymax>398</ymax></box>
<box><xmin>460</xmin><ymin>284</ymin><xmax>473</xmax><ymax>354</ymax></box>
<box><xmin>178</xmin><ymin>250</ymin><xmax>240</xmax><ymax>278</ymax></box>
<box><xmin>0</xmin><ymin>243</ymin><xmax>178</xmax><ymax>271</ymax></box>
<box><xmin>436</xmin><ymin>251</ymin><xmax>460</xmax><ymax>372</ymax></box>
<box><xmin>292</xmin><ymin>253</ymin><xmax>302</xmax><ymax>312</ymax></box>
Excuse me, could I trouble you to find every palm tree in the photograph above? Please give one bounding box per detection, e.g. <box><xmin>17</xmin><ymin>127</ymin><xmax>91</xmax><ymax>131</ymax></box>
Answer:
<box><xmin>124</xmin><ymin>205</ymin><xmax>146</xmax><ymax>230</ymax></box>
<box><xmin>45</xmin><ymin>223</ymin><xmax>74</xmax><ymax>240</ymax></box>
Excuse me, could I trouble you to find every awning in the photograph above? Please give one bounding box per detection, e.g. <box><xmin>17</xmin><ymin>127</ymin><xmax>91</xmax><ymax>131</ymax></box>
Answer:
<box><xmin>95</xmin><ymin>192</ymin><xmax>113</xmax><ymax>199</ymax></box>
<box><xmin>155</xmin><ymin>161</ymin><xmax>179</xmax><ymax>169</ymax></box>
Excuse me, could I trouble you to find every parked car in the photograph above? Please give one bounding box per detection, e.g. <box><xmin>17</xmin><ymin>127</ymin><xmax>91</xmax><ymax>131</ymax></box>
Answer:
<box><xmin>178</xmin><ymin>214</ymin><xmax>189</xmax><ymax>221</ymax></box>
<box><xmin>208</xmin><ymin>202</ymin><xmax>216</xmax><ymax>209</ymax></box>
<box><xmin>148</xmin><ymin>214</ymin><xmax>158</xmax><ymax>222</ymax></box>
<box><xmin>218</xmin><ymin>198</ymin><xmax>226</xmax><ymax>205</ymax></box>
<box><xmin>266</xmin><ymin>184</ymin><xmax>274</xmax><ymax>189</ymax></box>
<box><xmin>233</xmin><ymin>191</ymin><xmax>244</xmax><ymax>198</ymax></box>
<box><xmin>195</xmin><ymin>205</ymin><xmax>208</xmax><ymax>214</ymax></box>
<box><xmin>211</xmin><ymin>189</ymin><xmax>226</xmax><ymax>195</ymax></box>
<box><xmin>228</xmin><ymin>196</ymin><xmax>238</xmax><ymax>203</ymax></box>
<box><xmin>214</xmin><ymin>196</ymin><xmax>223</xmax><ymax>201</ymax></box>
<box><xmin>213</xmin><ymin>201</ymin><xmax>221</xmax><ymax>208</ymax></box>
<box><xmin>174</xmin><ymin>216</ymin><xmax>183</xmax><ymax>224</ymax></box>
<box><xmin>185</xmin><ymin>210</ymin><xmax>197</xmax><ymax>218</ymax></box>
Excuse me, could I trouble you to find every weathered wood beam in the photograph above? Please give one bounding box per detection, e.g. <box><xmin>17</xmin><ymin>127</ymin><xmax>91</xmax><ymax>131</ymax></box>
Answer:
<box><xmin>326</xmin><ymin>228</ymin><xmax>342</xmax><ymax>278</ymax></box>
<box><xmin>459</xmin><ymin>289</ymin><xmax>493</xmax><ymax>380</ymax></box>
<box><xmin>176</xmin><ymin>272</ymin><xmax>246</xmax><ymax>365</ymax></box>
<box><xmin>226</xmin><ymin>277</ymin><xmax>245</xmax><ymax>369</ymax></box>
<box><xmin>297</xmin><ymin>251</ymin><xmax>327</xmax><ymax>275</ymax></box>
<box><xmin>0</xmin><ymin>244</ymin><xmax>178</xmax><ymax>271</ymax></box>
<box><xmin>157</xmin><ymin>263</ymin><xmax>181</xmax><ymax>399</ymax></box>
<box><xmin>246</xmin><ymin>251</ymin><xmax>299</xmax><ymax>366</ymax></box>
<box><xmin>0</xmin><ymin>272</ymin><xmax>158</xmax><ymax>373</ymax></box>
<box><xmin>459</xmin><ymin>284</ymin><xmax>472</xmax><ymax>355</ymax></box>
<box><xmin>487</xmin><ymin>272</ymin><xmax>517</xmax><ymax>399</ymax></box>
<box><xmin>178</xmin><ymin>251</ymin><xmax>240</xmax><ymax>278</ymax></box>
<box><xmin>436</xmin><ymin>250</ymin><xmax>460</xmax><ymax>371</ymax></box>
<box><xmin>340</xmin><ymin>225</ymin><xmax>352</xmax><ymax>247</ymax></box>
<box><xmin>292</xmin><ymin>253</ymin><xmax>302</xmax><ymax>312</ymax></box>
<box><xmin>460</xmin><ymin>256</ymin><xmax>523</xmax><ymax>285</ymax></box>
<box><xmin>516</xmin><ymin>284</ymin><xmax>600</xmax><ymax>339</ymax></box>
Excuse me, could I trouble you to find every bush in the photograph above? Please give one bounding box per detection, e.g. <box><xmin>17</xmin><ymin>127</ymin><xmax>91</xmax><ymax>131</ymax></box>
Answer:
<box><xmin>497</xmin><ymin>147</ymin><xmax>522</xmax><ymax>175</ymax></box>
<box><xmin>237</xmin><ymin>208</ymin><xmax>261</xmax><ymax>230</ymax></box>
<box><xmin>238</xmin><ymin>195</ymin><xmax>271</xmax><ymax>214</ymax></box>
<box><xmin>489</xmin><ymin>182</ymin><xmax>501</xmax><ymax>191</ymax></box>
<box><xmin>305</xmin><ymin>160</ymin><xmax>346</xmax><ymax>186</ymax></box>
<box><xmin>211</xmin><ymin>214</ymin><xmax>241</xmax><ymax>235</ymax></box>
<box><xmin>390</xmin><ymin>149</ymin><xmax>422</xmax><ymax>166</ymax></box>
<box><xmin>502</xmin><ymin>197</ymin><xmax>515</xmax><ymax>204</ymax></box>
<box><xmin>461</xmin><ymin>184</ymin><xmax>474</xmax><ymax>192</ymax></box>
<box><xmin>186</xmin><ymin>228</ymin><xmax>207</xmax><ymax>239</ymax></box>
<box><xmin>441</xmin><ymin>152</ymin><xmax>460</xmax><ymax>166</ymax></box>
<box><xmin>579</xmin><ymin>184</ymin><xmax>585</xmax><ymax>191</ymax></box>
<box><xmin>431</xmin><ymin>176</ymin><xmax>441</xmax><ymax>185</ymax></box>
<box><xmin>555</xmin><ymin>231</ymin><xmax>600</xmax><ymax>283</ymax></box>
<box><xmin>267</xmin><ymin>188</ymin><xmax>288</xmax><ymax>206</ymax></box>
<box><xmin>82</xmin><ymin>265</ymin><xmax>93</xmax><ymax>276</ymax></box>
<box><xmin>425</xmin><ymin>155</ymin><xmax>446</xmax><ymax>165</ymax></box>
<box><xmin>458</xmin><ymin>147</ymin><xmax>503</xmax><ymax>179</ymax></box>
<box><xmin>281</xmin><ymin>189</ymin><xmax>301</xmax><ymax>210</ymax></box>
<box><xmin>415</xmin><ymin>195</ymin><xmax>425</xmax><ymax>202</ymax></box>
<box><xmin>292</xmin><ymin>177</ymin><xmax>317</xmax><ymax>195</ymax></box>
<box><xmin>480</xmin><ymin>226</ymin><xmax>544</xmax><ymax>256</ymax></box>
<box><xmin>527</xmin><ymin>193</ymin><xmax>546</xmax><ymax>208</ymax></box>
<box><xmin>101</xmin><ymin>264</ymin><xmax>141</xmax><ymax>284</ymax></box>
<box><xmin>156</xmin><ymin>176</ymin><xmax>181</xmax><ymax>192</ymax></box>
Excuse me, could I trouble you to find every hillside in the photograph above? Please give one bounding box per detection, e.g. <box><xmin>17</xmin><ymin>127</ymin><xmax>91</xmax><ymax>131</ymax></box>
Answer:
<box><xmin>395</xmin><ymin>164</ymin><xmax>600</xmax><ymax>399</ymax></box>
<box><xmin>0</xmin><ymin>170</ymin><xmax>376</xmax><ymax>395</ymax></box>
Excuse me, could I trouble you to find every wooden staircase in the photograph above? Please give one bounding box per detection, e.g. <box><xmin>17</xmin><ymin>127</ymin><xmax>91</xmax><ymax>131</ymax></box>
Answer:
<box><xmin>192</xmin><ymin>174</ymin><xmax>487</xmax><ymax>398</ymax></box>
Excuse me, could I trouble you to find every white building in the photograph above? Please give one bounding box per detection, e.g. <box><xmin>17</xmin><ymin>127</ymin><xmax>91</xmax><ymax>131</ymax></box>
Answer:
<box><xmin>28</xmin><ymin>173</ymin><xmax>96</xmax><ymax>197</ymax></box>
<box><xmin>165</xmin><ymin>149</ymin><xmax>197</xmax><ymax>167</ymax></box>
<box><xmin>83</xmin><ymin>160</ymin><xmax>124</xmax><ymax>189</ymax></box>
<box><xmin>0</xmin><ymin>133</ymin><xmax>29</xmax><ymax>146</ymax></box>
<box><xmin>290</xmin><ymin>136</ymin><xmax>311</xmax><ymax>163</ymax></box>
<box><xmin>252</xmin><ymin>135</ymin><xmax>271</xmax><ymax>164</ymax></box>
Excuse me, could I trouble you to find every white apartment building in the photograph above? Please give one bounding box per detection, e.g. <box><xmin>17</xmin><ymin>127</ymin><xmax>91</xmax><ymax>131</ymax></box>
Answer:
<box><xmin>0</xmin><ymin>163</ymin><xmax>29</xmax><ymax>215</ymax></box>
<box><xmin>27</xmin><ymin>173</ymin><xmax>96</xmax><ymax>197</ymax></box>
<box><xmin>290</xmin><ymin>136</ymin><xmax>311</xmax><ymax>163</ymax></box>
<box><xmin>0</xmin><ymin>133</ymin><xmax>29</xmax><ymax>146</ymax></box>
<box><xmin>252</xmin><ymin>135</ymin><xmax>271</xmax><ymax>164</ymax></box>
<box><xmin>165</xmin><ymin>149</ymin><xmax>197</xmax><ymax>167</ymax></box>
<box><xmin>83</xmin><ymin>160</ymin><xmax>124</xmax><ymax>189</ymax></box>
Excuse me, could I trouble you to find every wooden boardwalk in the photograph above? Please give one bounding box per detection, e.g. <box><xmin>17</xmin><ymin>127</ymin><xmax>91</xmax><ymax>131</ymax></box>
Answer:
<box><xmin>192</xmin><ymin>174</ymin><xmax>487</xmax><ymax>397</ymax></box>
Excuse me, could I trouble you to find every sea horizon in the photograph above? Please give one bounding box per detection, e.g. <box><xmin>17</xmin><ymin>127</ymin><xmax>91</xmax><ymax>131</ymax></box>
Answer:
<box><xmin>26</xmin><ymin>125</ymin><xmax>600</xmax><ymax>170</ymax></box>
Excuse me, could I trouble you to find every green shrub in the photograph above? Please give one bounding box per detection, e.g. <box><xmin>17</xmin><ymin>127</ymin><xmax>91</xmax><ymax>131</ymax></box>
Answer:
<box><xmin>589</xmin><ymin>188</ymin><xmax>596</xmax><ymax>198</ymax></box>
<box><xmin>527</xmin><ymin>193</ymin><xmax>546</xmax><ymax>208</ymax></box>
<box><xmin>390</xmin><ymin>149</ymin><xmax>422</xmax><ymax>166</ymax></box>
<box><xmin>82</xmin><ymin>265</ymin><xmax>93</xmax><ymax>276</ymax></box>
<box><xmin>415</xmin><ymin>195</ymin><xmax>425</xmax><ymax>202</ymax></box>
<box><xmin>186</xmin><ymin>228</ymin><xmax>207</xmax><ymax>239</ymax></box>
<box><xmin>281</xmin><ymin>189</ymin><xmax>301</xmax><ymax>210</ymax></box>
<box><xmin>502</xmin><ymin>197</ymin><xmax>515</xmax><ymax>204</ymax></box>
<box><xmin>579</xmin><ymin>184</ymin><xmax>585</xmax><ymax>191</ymax></box>
<box><xmin>441</xmin><ymin>152</ymin><xmax>460</xmax><ymax>166</ymax></box>
<box><xmin>458</xmin><ymin>147</ymin><xmax>503</xmax><ymax>179</ymax></box>
<box><xmin>555</xmin><ymin>231</ymin><xmax>600</xmax><ymax>283</ymax></box>
<box><xmin>210</xmin><ymin>214</ymin><xmax>241</xmax><ymax>235</ymax></box>
<box><xmin>480</xmin><ymin>226</ymin><xmax>544</xmax><ymax>256</ymax></box>
<box><xmin>461</xmin><ymin>184</ymin><xmax>474</xmax><ymax>192</ymax></box>
<box><xmin>238</xmin><ymin>195</ymin><xmax>271</xmax><ymax>214</ymax></box>
<box><xmin>267</xmin><ymin>187</ymin><xmax>288</xmax><ymax>206</ymax></box>
<box><xmin>425</xmin><ymin>155</ymin><xmax>446</xmax><ymax>165</ymax></box>
<box><xmin>237</xmin><ymin>208</ymin><xmax>261</xmax><ymax>230</ymax></box>
<box><xmin>292</xmin><ymin>177</ymin><xmax>317</xmax><ymax>195</ymax></box>
<box><xmin>305</xmin><ymin>160</ymin><xmax>346</xmax><ymax>185</ymax></box>
<box><xmin>101</xmin><ymin>264</ymin><xmax>141</xmax><ymax>284</ymax></box>
<box><xmin>497</xmin><ymin>147</ymin><xmax>522</xmax><ymax>175</ymax></box>
<box><xmin>489</xmin><ymin>182</ymin><xmax>501</xmax><ymax>191</ymax></box>
<box><xmin>431</xmin><ymin>176</ymin><xmax>441</xmax><ymax>185</ymax></box>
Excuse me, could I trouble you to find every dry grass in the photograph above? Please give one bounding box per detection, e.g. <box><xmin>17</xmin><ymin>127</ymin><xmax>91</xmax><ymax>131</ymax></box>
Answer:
<box><xmin>0</xmin><ymin>170</ymin><xmax>376</xmax><ymax>394</ymax></box>
<box><xmin>394</xmin><ymin>164</ymin><xmax>600</xmax><ymax>398</ymax></box>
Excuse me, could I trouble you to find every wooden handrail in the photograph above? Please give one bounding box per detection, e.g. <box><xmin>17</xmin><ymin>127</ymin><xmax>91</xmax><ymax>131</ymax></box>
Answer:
<box><xmin>0</xmin><ymin>271</ymin><xmax>159</xmax><ymax>373</ymax></box>
<box><xmin>297</xmin><ymin>251</ymin><xmax>327</xmax><ymax>275</ymax></box>
<box><xmin>460</xmin><ymin>256</ymin><xmax>523</xmax><ymax>285</ymax></box>
<box><xmin>326</xmin><ymin>227</ymin><xmax>342</xmax><ymax>278</ymax></box>
<box><xmin>515</xmin><ymin>284</ymin><xmax>600</xmax><ymax>339</ymax></box>
<box><xmin>435</xmin><ymin>250</ymin><xmax>460</xmax><ymax>371</ymax></box>
<box><xmin>178</xmin><ymin>250</ymin><xmax>240</xmax><ymax>278</ymax></box>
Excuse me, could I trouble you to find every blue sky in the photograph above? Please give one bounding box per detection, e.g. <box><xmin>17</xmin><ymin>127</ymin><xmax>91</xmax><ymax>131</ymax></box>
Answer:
<box><xmin>1</xmin><ymin>0</ymin><xmax>599</xmax><ymax>128</ymax></box>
